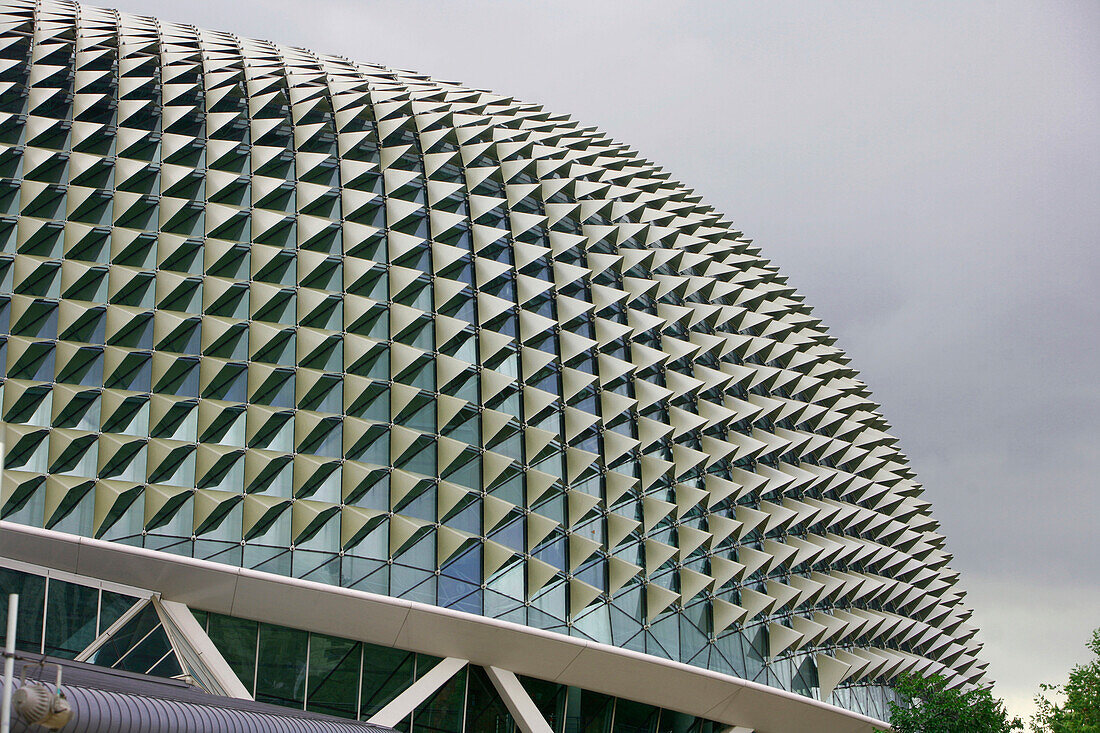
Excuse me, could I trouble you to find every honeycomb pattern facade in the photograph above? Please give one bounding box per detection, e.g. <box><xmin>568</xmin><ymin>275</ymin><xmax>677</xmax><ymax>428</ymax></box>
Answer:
<box><xmin>0</xmin><ymin>0</ymin><xmax>986</xmax><ymax>713</ymax></box>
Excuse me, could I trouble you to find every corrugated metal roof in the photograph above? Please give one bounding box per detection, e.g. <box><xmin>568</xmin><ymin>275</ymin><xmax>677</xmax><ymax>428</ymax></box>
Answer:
<box><xmin>12</xmin><ymin>653</ymin><xmax>392</xmax><ymax>732</ymax></box>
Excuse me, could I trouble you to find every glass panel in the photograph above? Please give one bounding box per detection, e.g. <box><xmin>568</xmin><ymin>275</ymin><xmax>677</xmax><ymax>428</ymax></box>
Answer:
<box><xmin>412</xmin><ymin>665</ymin><xmax>467</xmax><ymax>733</ymax></box>
<box><xmin>565</xmin><ymin>687</ymin><xmax>613</xmax><ymax>733</ymax></box>
<box><xmin>361</xmin><ymin>646</ymin><xmax>416</xmax><ymax>717</ymax></box>
<box><xmin>43</xmin><ymin>578</ymin><xmax>98</xmax><ymax>658</ymax></box>
<box><xmin>146</xmin><ymin>649</ymin><xmax>185</xmax><ymax>678</ymax></box>
<box><xmin>519</xmin><ymin>676</ymin><xmax>567</xmax><ymax>733</ymax></box>
<box><xmin>114</xmin><ymin>622</ymin><xmax>177</xmax><ymax>675</ymax></box>
<box><xmin>307</xmin><ymin>633</ymin><xmax>360</xmax><ymax>719</ymax></box>
<box><xmin>465</xmin><ymin>666</ymin><xmax>517</xmax><ymax>733</ymax></box>
<box><xmin>87</xmin><ymin>603</ymin><xmax>156</xmax><ymax>666</ymax></box>
<box><xmin>792</xmin><ymin>654</ymin><xmax>818</xmax><ymax>698</ymax></box>
<box><xmin>416</xmin><ymin>653</ymin><xmax>443</xmax><ymax>678</ymax></box>
<box><xmin>98</xmin><ymin>589</ymin><xmax>139</xmax><ymax>634</ymax></box>
<box><xmin>255</xmin><ymin>622</ymin><xmax>308</xmax><ymax>708</ymax></box>
<box><xmin>88</xmin><ymin>602</ymin><xmax>180</xmax><ymax>677</ymax></box>
<box><xmin>190</xmin><ymin>608</ymin><xmax>209</xmax><ymax>630</ymax></box>
<box><xmin>655</xmin><ymin>711</ymin><xmax>696</xmax><ymax>733</ymax></box>
<box><xmin>206</xmin><ymin>612</ymin><xmax>259</xmax><ymax>695</ymax></box>
<box><xmin>0</xmin><ymin>568</ymin><xmax>45</xmax><ymax>652</ymax></box>
<box><xmin>613</xmin><ymin>699</ymin><xmax>659</xmax><ymax>733</ymax></box>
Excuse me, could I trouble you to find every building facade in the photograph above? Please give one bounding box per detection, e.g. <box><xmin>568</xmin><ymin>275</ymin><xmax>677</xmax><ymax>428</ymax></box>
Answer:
<box><xmin>0</xmin><ymin>2</ymin><xmax>986</xmax><ymax>731</ymax></box>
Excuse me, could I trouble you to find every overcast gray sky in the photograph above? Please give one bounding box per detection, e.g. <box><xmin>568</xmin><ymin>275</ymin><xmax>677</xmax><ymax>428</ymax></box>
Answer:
<box><xmin>105</xmin><ymin>0</ymin><xmax>1100</xmax><ymax>719</ymax></box>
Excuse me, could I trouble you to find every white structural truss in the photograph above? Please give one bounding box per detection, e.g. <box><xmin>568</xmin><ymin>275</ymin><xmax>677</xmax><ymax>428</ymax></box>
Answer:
<box><xmin>0</xmin><ymin>0</ymin><xmax>985</xmax><ymax>731</ymax></box>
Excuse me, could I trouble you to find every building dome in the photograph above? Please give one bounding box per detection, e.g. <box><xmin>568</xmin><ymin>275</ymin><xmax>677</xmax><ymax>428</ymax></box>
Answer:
<box><xmin>0</xmin><ymin>0</ymin><xmax>985</xmax><ymax>727</ymax></box>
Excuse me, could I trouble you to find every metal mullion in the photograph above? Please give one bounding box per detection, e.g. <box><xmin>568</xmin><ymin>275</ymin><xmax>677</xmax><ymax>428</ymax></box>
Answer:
<box><xmin>144</xmin><ymin>645</ymin><xmax>177</xmax><ymax>676</ymax></box>
<box><xmin>111</xmin><ymin>623</ymin><xmax>162</xmax><ymax>667</ymax></box>
<box><xmin>39</xmin><ymin>576</ymin><xmax>49</xmax><ymax>653</ymax></box>
<box><xmin>95</xmin><ymin>587</ymin><xmax>102</xmax><ymax>638</ymax></box>
<box><xmin>252</xmin><ymin>623</ymin><xmax>260</xmax><ymax>697</ymax></box>
<box><xmin>356</xmin><ymin>642</ymin><xmax>364</xmax><ymax>720</ymax></box>
<box><xmin>75</xmin><ymin>597</ymin><xmax>152</xmax><ymax>662</ymax></box>
<box><xmin>303</xmin><ymin>631</ymin><xmax>311</xmax><ymax>710</ymax></box>
<box><xmin>459</xmin><ymin>663</ymin><xmax>469</xmax><ymax>733</ymax></box>
<box><xmin>0</xmin><ymin>556</ymin><xmax>153</xmax><ymax>599</ymax></box>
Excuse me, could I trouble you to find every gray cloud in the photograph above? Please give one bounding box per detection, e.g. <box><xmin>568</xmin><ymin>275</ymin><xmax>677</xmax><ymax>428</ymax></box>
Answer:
<box><xmin>101</xmin><ymin>0</ymin><xmax>1100</xmax><ymax>718</ymax></box>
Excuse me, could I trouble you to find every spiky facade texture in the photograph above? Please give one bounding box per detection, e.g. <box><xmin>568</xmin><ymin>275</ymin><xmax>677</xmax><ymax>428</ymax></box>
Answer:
<box><xmin>0</xmin><ymin>0</ymin><xmax>985</xmax><ymax>712</ymax></box>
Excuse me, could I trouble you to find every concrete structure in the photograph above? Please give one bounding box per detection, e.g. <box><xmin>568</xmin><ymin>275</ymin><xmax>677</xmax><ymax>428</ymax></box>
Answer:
<box><xmin>0</xmin><ymin>1</ymin><xmax>986</xmax><ymax>731</ymax></box>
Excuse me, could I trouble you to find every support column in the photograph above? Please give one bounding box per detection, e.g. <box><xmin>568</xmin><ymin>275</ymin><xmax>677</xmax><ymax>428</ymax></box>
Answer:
<box><xmin>484</xmin><ymin>666</ymin><xmax>554</xmax><ymax>733</ymax></box>
<box><xmin>369</xmin><ymin>657</ymin><xmax>469</xmax><ymax>727</ymax></box>
<box><xmin>155</xmin><ymin>598</ymin><xmax>253</xmax><ymax>700</ymax></box>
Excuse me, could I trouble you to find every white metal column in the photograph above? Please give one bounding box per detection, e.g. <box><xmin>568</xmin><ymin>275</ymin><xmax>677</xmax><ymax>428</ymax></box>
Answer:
<box><xmin>368</xmin><ymin>656</ymin><xmax>469</xmax><ymax>727</ymax></box>
<box><xmin>483</xmin><ymin>665</ymin><xmax>554</xmax><ymax>733</ymax></box>
<box><xmin>155</xmin><ymin>598</ymin><xmax>253</xmax><ymax>700</ymax></box>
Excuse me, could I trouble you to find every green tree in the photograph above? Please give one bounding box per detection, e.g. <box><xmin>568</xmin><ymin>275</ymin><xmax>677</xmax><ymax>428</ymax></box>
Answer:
<box><xmin>1031</xmin><ymin>628</ymin><xmax>1100</xmax><ymax>733</ymax></box>
<box><xmin>876</xmin><ymin>673</ymin><xmax>1023</xmax><ymax>733</ymax></box>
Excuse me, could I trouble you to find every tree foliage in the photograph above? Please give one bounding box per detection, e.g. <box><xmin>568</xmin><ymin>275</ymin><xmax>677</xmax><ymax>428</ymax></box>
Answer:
<box><xmin>1031</xmin><ymin>628</ymin><xmax>1100</xmax><ymax>733</ymax></box>
<box><xmin>877</xmin><ymin>673</ymin><xmax>1023</xmax><ymax>733</ymax></box>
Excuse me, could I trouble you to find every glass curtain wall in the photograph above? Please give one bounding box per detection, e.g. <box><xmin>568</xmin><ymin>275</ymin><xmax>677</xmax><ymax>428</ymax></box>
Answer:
<box><xmin>0</xmin><ymin>565</ymin><xmax>139</xmax><ymax>657</ymax></box>
<box><xmin>0</xmin><ymin>562</ymin><xmax>897</xmax><ymax>725</ymax></box>
<box><xmin>195</xmin><ymin>608</ymin><xmax>729</xmax><ymax>733</ymax></box>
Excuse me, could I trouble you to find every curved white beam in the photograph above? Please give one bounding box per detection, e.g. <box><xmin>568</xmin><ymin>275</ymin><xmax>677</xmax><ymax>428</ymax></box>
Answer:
<box><xmin>1</xmin><ymin>521</ymin><xmax>887</xmax><ymax>733</ymax></box>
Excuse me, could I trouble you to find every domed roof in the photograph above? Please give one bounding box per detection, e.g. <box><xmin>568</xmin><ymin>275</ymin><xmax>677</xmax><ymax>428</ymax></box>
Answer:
<box><xmin>0</xmin><ymin>0</ymin><xmax>984</xmax><ymax>708</ymax></box>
